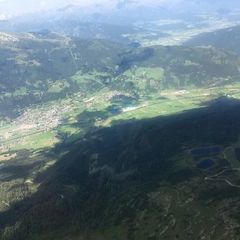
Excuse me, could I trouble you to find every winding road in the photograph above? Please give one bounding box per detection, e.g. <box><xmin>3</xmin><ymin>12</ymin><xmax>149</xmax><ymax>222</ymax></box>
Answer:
<box><xmin>204</xmin><ymin>167</ymin><xmax>240</xmax><ymax>188</ymax></box>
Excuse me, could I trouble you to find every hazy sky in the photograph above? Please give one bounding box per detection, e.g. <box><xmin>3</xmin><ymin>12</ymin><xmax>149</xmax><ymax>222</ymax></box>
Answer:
<box><xmin>0</xmin><ymin>0</ymin><xmax>238</xmax><ymax>19</ymax></box>
<box><xmin>0</xmin><ymin>0</ymin><xmax>183</xmax><ymax>17</ymax></box>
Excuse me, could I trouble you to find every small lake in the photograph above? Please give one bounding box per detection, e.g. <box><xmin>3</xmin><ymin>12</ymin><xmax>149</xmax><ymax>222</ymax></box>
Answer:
<box><xmin>197</xmin><ymin>159</ymin><xmax>215</xmax><ymax>169</ymax></box>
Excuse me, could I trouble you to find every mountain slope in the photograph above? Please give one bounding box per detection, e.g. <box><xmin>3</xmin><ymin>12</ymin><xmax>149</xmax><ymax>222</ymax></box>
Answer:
<box><xmin>0</xmin><ymin>32</ymin><xmax>240</xmax><ymax>118</ymax></box>
<box><xmin>0</xmin><ymin>32</ymin><xmax>126</xmax><ymax>117</ymax></box>
<box><xmin>184</xmin><ymin>25</ymin><xmax>240</xmax><ymax>54</ymax></box>
<box><xmin>2</xmin><ymin>98</ymin><xmax>240</xmax><ymax>239</ymax></box>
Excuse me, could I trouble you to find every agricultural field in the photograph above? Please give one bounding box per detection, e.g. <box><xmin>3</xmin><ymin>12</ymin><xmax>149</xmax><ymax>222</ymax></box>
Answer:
<box><xmin>1</xmin><ymin>82</ymin><xmax>240</xmax><ymax>156</ymax></box>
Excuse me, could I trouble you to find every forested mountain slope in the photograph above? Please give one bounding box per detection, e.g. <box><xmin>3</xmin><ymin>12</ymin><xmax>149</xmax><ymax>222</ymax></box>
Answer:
<box><xmin>184</xmin><ymin>25</ymin><xmax>240</xmax><ymax>54</ymax></box>
<box><xmin>1</xmin><ymin>31</ymin><xmax>240</xmax><ymax>118</ymax></box>
<box><xmin>2</xmin><ymin>97</ymin><xmax>240</xmax><ymax>240</ymax></box>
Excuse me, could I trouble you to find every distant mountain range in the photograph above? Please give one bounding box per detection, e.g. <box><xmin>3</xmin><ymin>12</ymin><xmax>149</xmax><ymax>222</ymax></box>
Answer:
<box><xmin>1</xmin><ymin>0</ymin><xmax>240</xmax><ymax>33</ymax></box>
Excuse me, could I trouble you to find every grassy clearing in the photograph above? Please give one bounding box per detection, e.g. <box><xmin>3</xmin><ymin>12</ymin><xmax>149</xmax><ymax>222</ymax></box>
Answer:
<box><xmin>108</xmin><ymin>92</ymin><xmax>202</xmax><ymax>124</ymax></box>
<box><xmin>10</xmin><ymin>131</ymin><xmax>58</xmax><ymax>151</ymax></box>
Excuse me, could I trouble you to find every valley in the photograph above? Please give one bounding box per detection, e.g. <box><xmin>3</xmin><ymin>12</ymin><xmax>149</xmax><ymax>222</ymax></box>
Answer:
<box><xmin>132</xmin><ymin>14</ymin><xmax>240</xmax><ymax>46</ymax></box>
<box><xmin>1</xmin><ymin>4</ymin><xmax>240</xmax><ymax>238</ymax></box>
<box><xmin>1</xmin><ymin>80</ymin><xmax>240</xmax><ymax>239</ymax></box>
<box><xmin>1</xmin><ymin>83</ymin><xmax>240</xmax><ymax>153</ymax></box>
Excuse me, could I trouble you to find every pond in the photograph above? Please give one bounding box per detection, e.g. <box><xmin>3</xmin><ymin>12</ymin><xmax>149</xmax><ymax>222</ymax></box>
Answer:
<box><xmin>197</xmin><ymin>159</ymin><xmax>215</xmax><ymax>169</ymax></box>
